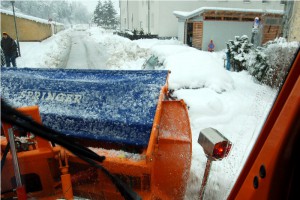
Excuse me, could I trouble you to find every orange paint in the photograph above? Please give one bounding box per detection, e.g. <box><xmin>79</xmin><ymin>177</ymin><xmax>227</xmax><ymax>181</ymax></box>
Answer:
<box><xmin>229</xmin><ymin>50</ymin><xmax>300</xmax><ymax>199</ymax></box>
<box><xmin>1</xmin><ymin>73</ymin><xmax>193</xmax><ymax>199</ymax></box>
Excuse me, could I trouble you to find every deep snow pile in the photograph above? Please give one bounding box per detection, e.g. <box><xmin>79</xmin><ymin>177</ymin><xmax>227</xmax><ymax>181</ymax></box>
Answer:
<box><xmin>84</xmin><ymin>28</ymin><xmax>278</xmax><ymax>199</ymax></box>
<box><xmin>153</xmin><ymin>47</ymin><xmax>234</xmax><ymax>93</ymax></box>
<box><xmin>134</xmin><ymin>37</ymin><xmax>276</xmax><ymax>199</ymax></box>
<box><xmin>17</xmin><ymin>29</ymin><xmax>71</xmax><ymax>68</ymax></box>
<box><xmin>87</xmin><ymin>27</ymin><xmax>150</xmax><ymax>69</ymax></box>
<box><xmin>17</xmin><ymin>27</ymin><xmax>282</xmax><ymax>200</ymax></box>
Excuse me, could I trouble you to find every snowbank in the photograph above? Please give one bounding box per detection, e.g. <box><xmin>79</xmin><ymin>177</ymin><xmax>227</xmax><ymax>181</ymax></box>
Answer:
<box><xmin>133</xmin><ymin>38</ymin><xmax>182</xmax><ymax>49</ymax></box>
<box><xmin>17</xmin><ymin>29</ymin><xmax>71</xmax><ymax>68</ymax></box>
<box><xmin>180</xmin><ymin>71</ymin><xmax>276</xmax><ymax>200</ymax></box>
<box><xmin>87</xmin><ymin>27</ymin><xmax>150</xmax><ymax>69</ymax></box>
<box><xmin>165</xmin><ymin>50</ymin><xmax>234</xmax><ymax>93</ymax></box>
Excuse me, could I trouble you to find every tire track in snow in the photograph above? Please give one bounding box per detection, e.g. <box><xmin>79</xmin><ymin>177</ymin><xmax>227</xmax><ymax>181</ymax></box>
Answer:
<box><xmin>65</xmin><ymin>30</ymin><xmax>109</xmax><ymax>69</ymax></box>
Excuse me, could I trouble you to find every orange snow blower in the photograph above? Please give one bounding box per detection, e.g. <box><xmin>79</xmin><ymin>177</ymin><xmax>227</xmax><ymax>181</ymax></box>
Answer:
<box><xmin>1</xmin><ymin>69</ymin><xmax>192</xmax><ymax>200</ymax></box>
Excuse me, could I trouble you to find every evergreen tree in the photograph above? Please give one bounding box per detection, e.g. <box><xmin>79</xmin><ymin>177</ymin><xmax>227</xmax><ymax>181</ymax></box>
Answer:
<box><xmin>227</xmin><ymin>35</ymin><xmax>252</xmax><ymax>72</ymax></box>
<box><xmin>105</xmin><ymin>0</ymin><xmax>118</xmax><ymax>28</ymax></box>
<box><xmin>93</xmin><ymin>0</ymin><xmax>103</xmax><ymax>26</ymax></box>
<box><xmin>93</xmin><ymin>0</ymin><xmax>118</xmax><ymax>28</ymax></box>
<box><xmin>246</xmin><ymin>47</ymin><xmax>268</xmax><ymax>82</ymax></box>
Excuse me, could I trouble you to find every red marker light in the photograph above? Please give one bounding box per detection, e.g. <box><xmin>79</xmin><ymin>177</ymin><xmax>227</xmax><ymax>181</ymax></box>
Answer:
<box><xmin>213</xmin><ymin>141</ymin><xmax>232</xmax><ymax>160</ymax></box>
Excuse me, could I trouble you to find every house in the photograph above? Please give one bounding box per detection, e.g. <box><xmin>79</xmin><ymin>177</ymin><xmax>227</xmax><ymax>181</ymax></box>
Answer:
<box><xmin>174</xmin><ymin>7</ymin><xmax>284</xmax><ymax>51</ymax></box>
<box><xmin>0</xmin><ymin>9</ymin><xmax>64</xmax><ymax>42</ymax></box>
<box><xmin>119</xmin><ymin>0</ymin><xmax>284</xmax><ymax>39</ymax></box>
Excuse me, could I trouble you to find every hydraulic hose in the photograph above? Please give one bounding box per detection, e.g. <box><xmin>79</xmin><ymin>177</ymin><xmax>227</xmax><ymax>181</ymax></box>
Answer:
<box><xmin>1</xmin><ymin>99</ymin><xmax>141</xmax><ymax>200</ymax></box>
<box><xmin>1</xmin><ymin>142</ymin><xmax>10</xmax><ymax>172</ymax></box>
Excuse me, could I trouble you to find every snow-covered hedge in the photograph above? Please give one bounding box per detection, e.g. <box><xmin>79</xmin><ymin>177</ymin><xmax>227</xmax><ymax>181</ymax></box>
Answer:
<box><xmin>227</xmin><ymin>36</ymin><xmax>299</xmax><ymax>88</ymax></box>
<box><xmin>246</xmin><ymin>38</ymin><xmax>299</xmax><ymax>88</ymax></box>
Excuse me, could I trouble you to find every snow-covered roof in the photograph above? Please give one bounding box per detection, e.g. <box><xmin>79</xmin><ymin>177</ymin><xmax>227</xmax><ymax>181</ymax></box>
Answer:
<box><xmin>173</xmin><ymin>7</ymin><xmax>284</xmax><ymax>20</ymax></box>
<box><xmin>0</xmin><ymin>9</ymin><xmax>63</xmax><ymax>25</ymax></box>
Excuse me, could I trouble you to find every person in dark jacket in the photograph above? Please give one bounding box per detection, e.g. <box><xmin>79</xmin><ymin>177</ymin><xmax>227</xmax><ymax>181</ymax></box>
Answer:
<box><xmin>1</xmin><ymin>32</ymin><xmax>18</xmax><ymax>67</ymax></box>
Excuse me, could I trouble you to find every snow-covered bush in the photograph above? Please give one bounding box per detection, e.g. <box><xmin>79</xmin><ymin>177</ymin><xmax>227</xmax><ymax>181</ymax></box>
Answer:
<box><xmin>246</xmin><ymin>46</ymin><xmax>268</xmax><ymax>82</ymax></box>
<box><xmin>227</xmin><ymin>35</ymin><xmax>253</xmax><ymax>72</ymax></box>
<box><xmin>247</xmin><ymin>38</ymin><xmax>299</xmax><ymax>88</ymax></box>
<box><xmin>227</xmin><ymin>35</ymin><xmax>299</xmax><ymax>88</ymax></box>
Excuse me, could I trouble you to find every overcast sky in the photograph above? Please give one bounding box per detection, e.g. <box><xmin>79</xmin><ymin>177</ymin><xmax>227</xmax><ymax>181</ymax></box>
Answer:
<box><xmin>78</xmin><ymin>0</ymin><xmax>120</xmax><ymax>14</ymax></box>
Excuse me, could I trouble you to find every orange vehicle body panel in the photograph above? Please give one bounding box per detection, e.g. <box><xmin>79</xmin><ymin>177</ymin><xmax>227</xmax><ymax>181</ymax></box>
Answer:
<box><xmin>1</xmin><ymin>83</ymin><xmax>192</xmax><ymax>199</ymax></box>
<box><xmin>152</xmin><ymin>100</ymin><xmax>192</xmax><ymax>199</ymax></box>
<box><xmin>229</xmin><ymin>50</ymin><xmax>300</xmax><ymax>199</ymax></box>
<box><xmin>1</xmin><ymin>106</ymin><xmax>58</xmax><ymax>198</ymax></box>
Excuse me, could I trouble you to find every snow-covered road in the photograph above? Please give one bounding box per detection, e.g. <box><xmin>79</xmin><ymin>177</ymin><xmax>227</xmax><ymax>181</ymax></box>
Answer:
<box><xmin>65</xmin><ymin>30</ymin><xmax>109</xmax><ymax>69</ymax></box>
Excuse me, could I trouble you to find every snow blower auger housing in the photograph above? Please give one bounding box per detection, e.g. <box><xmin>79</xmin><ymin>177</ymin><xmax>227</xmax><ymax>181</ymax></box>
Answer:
<box><xmin>1</xmin><ymin>68</ymin><xmax>192</xmax><ymax>200</ymax></box>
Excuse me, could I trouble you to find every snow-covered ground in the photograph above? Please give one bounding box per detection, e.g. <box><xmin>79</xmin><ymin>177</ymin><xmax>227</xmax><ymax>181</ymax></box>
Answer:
<box><xmin>10</xmin><ymin>26</ymin><xmax>286</xmax><ymax>199</ymax></box>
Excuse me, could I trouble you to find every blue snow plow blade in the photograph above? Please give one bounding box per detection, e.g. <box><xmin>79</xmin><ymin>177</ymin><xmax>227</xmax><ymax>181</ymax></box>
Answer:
<box><xmin>1</xmin><ymin>68</ymin><xmax>168</xmax><ymax>147</ymax></box>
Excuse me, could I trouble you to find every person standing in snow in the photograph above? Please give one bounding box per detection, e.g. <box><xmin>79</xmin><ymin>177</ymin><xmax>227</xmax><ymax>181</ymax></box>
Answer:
<box><xmin>208</xmin><ymin>40</ymin><xmax>215</xmax><ymax>52</ymax></box>
<box><xmin>1</xmin><ymin>32</ymin><xmax>18</xmax><ymax>67</ymax></box>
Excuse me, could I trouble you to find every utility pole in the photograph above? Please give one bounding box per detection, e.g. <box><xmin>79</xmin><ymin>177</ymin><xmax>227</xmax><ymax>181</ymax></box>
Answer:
<box><xmin>11</xmin><ymin>0</ymin><xmax>21</xmax><ymax>56</ymax></box>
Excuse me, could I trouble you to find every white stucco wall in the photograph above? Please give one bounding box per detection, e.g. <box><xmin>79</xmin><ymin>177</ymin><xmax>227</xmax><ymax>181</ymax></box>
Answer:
<box><xmin>157</xmin><ymin>1</ymin><xmax>200</xmax><ymax>37</ymax></box>
<box><xmin>178</xmin><ymin>20</ymin><xmax>185</xmax><ymax>42</ymax></box>
<box><xmin>202</xmin><ymin>21</ymin><xmax>253</xmax><ymax>51</ymax></box>
<box><xmin>120</xmin><ymin>0</ymin><xmax>140</xmax><ymax>31</ymax></box>
<box><xmin>119</xmin><ymin>0</ymin><xmax>126</xmax><ymax>30</ymax></box>
<box><xmin>289</xmin><ymin>1</ymin><xmax>300</xmax><ymax>42</ymax></box>
<box><xmin>128</xmin><ymin>1</ymin><xmax>139</xmax><ymax>30</ymax></box>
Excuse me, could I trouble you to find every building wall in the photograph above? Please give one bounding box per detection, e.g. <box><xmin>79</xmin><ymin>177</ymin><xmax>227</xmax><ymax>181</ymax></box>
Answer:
<box><xmin>120</xmin><ymin>0</ymin><xmax>284</xmax><ymax>37</ymax></box>
<box><xmin>150</xmin><ymin>1</ymin><xmax>159</xmax><ymax>35</ymax></box>
<box><xmin>177</xmin><ymin>20</ymin><xmax>185</xmax><ymax>42</ymax></box>
<box><xmin>119</xmin><ymin>0</ymin><xmax>127</xmax><ymax>30</ymax></box>
<box><xmin>157</xmin><ymin>1</ymin><xmax>200</xmax><ymax>37</ymax></box>
<box><xmin>1</xmin><ymin>13</ymin><xmax>64</xmax><ymax>41</ymax></box>
<box><xmin>138</xmin><ymin>0</ymin><xmax>146</xmax><ymax>31</ymax></box>
<box><xmin>120</xmin><ymin>0</ymin><xmax>142</xmax><ymax>31</ymax></box>
<box><xmin>288</xmin><ymin>1</ymin><xmax>300</xmax><ymax>42</ymax></box>
<box><xmin>128</xmin><ymin>1</ymin><xmax>139</xmax><ymax>31</ymax></box>
<box><xmin>202</xmin><ymin>21</ymin><xmax>253</xmax><ymax>51</ymax></box>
